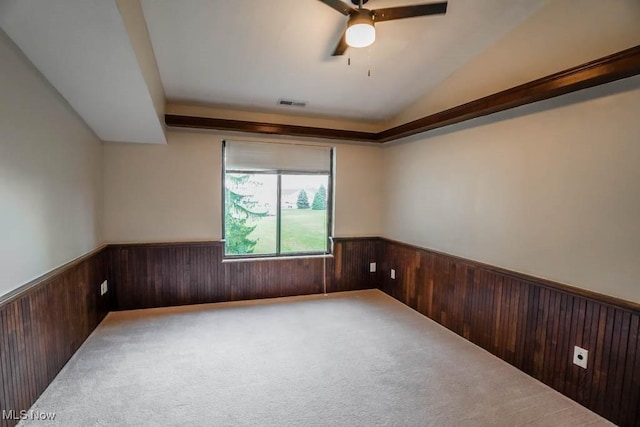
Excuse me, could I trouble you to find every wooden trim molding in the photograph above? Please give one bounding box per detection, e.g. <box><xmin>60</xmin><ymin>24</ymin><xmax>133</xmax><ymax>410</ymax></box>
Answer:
<box><xmin>107</xmin><ymin>240</ymin><xmax>222</xmax><ymax>249</ymax></box>
<box><xmin>105</xmin><ymin>238</ymin><xmax>639</xmax><ymax>313</ymax></box>
<box><xmin>377</xmin><ymin>45</ymin><xmax>640</xmax><ymax>142</ymax></box>
<box><xmin>331</xmin><ymin>236</ymin><xmax>381</xmax><ymax>242</ymax></box>
<box><xmin>164</xmin><ymin>115</ymin><xmax>378</xmax><ymax>142</ymax></box>
<box><xmin>380</xmin><ymin>238</ymin><xmax>640</xmax><ymax>314</ymax></box>
<box><xmin>0</xmin><ymin>245</ymin><xmax>107</xmax><ymax>308</ymax></box>
<box><xmin>165</xmin><ymin>45</ymin><xmax>640</xmax><ymax>144</ymax></box>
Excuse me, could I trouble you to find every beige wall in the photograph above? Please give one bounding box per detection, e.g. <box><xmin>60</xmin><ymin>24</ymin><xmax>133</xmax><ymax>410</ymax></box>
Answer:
<box><xmin>4</xmin><ymin>0</ymin><xmax>635</xmax><ymax>306</ymax></box>
<box><xmin>382</xmin><ymin>75</ymin><xmax>640</xmax><ymax>303</ymax></box>
<box><xmin>103</xmin><ymin>131</ymin><xmax>221</xmax><ymax>242</ymax></box>
<box><xmin>381</xmin><ymin>0</ymin><xmax>640</xmax><ymax>304</ymax></box>
<box><xmin>0</xmin><ymin>30</ymin><xmax>102</xmax><ymax>298</ymax></box>
<box><xmin>103</xmin><ymin>131</ymin><xmax>382</xmax><ymax>243</ymax></box>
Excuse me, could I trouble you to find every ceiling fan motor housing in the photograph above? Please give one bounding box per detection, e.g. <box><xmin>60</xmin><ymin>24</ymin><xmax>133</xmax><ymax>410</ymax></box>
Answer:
<box><xmin>320</xmin><ymin>0</ymin><xmax>449</xmax><ymax>55</ymax></box>
<box><xmin>346</xmin><ymin>9</ymin><xmax>376</xmax><ymax>48</ymax></box>
<box><xmin>350</xmin><ymin>8</ymin><xmax>375</xmax><ymax>25</ymax></box>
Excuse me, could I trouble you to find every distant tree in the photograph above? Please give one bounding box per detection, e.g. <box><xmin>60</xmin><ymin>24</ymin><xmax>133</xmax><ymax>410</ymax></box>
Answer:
<box><xmin>297</xmin><ymin>189</ymin><xmax>310</xmax><ymax>209</ymax></box>
<box><xmin>225</xmin><ymin>175</ymin><xmax>267</xmax><ymax>255</ymax></box>
<box><xmin>312</xmin><ymin>185</ymin><xmax>327</xmax><ymax>210</ymax></box>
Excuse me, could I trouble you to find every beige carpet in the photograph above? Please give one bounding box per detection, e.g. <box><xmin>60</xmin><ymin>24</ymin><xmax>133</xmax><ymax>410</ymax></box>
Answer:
<box><xmin>20</xmin><ymin>290</ymin><xmax>609</xmax><ymax>426</ymax></box>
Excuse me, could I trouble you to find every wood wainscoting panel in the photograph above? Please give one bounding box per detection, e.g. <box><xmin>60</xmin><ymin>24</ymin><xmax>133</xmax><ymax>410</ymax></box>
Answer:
<box><xmin>3</xmin><ymin>237</ymin><xmax>637</xmax><ymax>425</ymax></box>
<box><xmin>108</xmin><ymin>238</ymin><xmax>381</xmax><ymax>311</ymax></box>
<box><xmin>0</xmin><ymin>248</ymin><xmax>108</xmax><ymax>427</ymax></box>
<box><xmin>108</xmin><ymin>242</ymin><xmax>225</xmax><ymax>311</ymax></box>
<box><xmin>223</xmin><ymin>256</ymin><xmax>327</xmax><ymax>300</ymax></box>
<box><xmin>379</xmin><ymin>238</ymin><xmax>640</xmax><ymax>426</ymax></box>
<box><xmin>332</xmin><ymin>237</ymin><xmax>381</xmax><ymax>292</ymax></box>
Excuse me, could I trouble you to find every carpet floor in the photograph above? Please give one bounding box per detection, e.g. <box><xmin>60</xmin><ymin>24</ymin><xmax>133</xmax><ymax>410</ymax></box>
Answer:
<box><xmin>20</xmin><ymin>289</ymin><xmax>609</xmax><ymax>426</ymax></box>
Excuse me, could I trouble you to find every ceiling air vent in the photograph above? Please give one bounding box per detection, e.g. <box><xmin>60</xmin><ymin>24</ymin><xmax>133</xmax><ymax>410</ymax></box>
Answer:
<box><xmin>277</xmin><ymin>99</ymin><xmax>307</xmax><ymax>108</ymax></box>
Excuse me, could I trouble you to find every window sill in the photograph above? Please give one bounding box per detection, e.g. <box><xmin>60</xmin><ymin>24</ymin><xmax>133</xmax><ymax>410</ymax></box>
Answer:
<box><xmin>222</xmin><ymin>254</ymin><xmax>334</xmax><ymax>263</ymax></box>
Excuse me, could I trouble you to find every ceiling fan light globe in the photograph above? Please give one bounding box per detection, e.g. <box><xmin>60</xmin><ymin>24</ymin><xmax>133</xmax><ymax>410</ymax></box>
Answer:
<box><xmin>346</xmin><ymin>23</ymin><xmax>375</xmax><ymax>48</ymax></box>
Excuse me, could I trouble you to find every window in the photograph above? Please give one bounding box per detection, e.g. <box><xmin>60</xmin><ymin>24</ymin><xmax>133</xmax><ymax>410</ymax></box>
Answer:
<box><xmin>223</xmin><ymin>141</ymin><xmax>333</xmax><ymax>257</ymax></box>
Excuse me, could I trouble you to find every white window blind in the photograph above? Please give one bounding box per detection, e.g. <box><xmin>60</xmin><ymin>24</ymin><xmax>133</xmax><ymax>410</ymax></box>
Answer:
<box><xmin>225</xmin><ymin>141</ymin><xmax>332</xmax><ymax>173</ymax></box>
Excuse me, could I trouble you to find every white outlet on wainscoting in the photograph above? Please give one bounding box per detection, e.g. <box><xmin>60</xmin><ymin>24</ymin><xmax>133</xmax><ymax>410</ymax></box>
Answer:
<box><xmin>370</xmin><ymin>262</ymin><xmax>376</xmax><ymax>273</ymax></box>
<box><xmin>391</xmin><ymin>269</ymin><xmax>396</xmax><ymax>279</ymax></box>
<box><xmin>100</xmin><ymin>280</ymin><xmax>108</xmax><ymax>296</ymax></box>
<box><xmin>573</xmin><ymin>346</ymin><xmax>588</xmax><ymax>369</ymax></box>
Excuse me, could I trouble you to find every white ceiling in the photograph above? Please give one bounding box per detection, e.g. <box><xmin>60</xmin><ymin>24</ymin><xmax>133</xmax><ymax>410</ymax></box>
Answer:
<box><xmin>0</xmin><ymin>0</ymin><xmax>166</xmax><ymax>144</ymax></box>
<box><xmin>0</xmin><ymin>0</ymin><xmax>550</xmax><ymax>143</ymax></box>
<box><xmin>142</xmin><ymin>0</ymin><xmax>546</xmax><ymax>122</ymax></box>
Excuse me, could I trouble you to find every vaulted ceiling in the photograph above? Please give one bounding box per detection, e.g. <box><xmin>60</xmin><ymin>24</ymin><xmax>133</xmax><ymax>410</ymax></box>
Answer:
<box><xmin>142</xmin><ymin>0</ymin><xmax>544</xmax><ymax>121</ymax></box>
<box><xmin>0</xmin><ymin>0</ymin><xmax>638</xmax><ymax>144</ymax></box>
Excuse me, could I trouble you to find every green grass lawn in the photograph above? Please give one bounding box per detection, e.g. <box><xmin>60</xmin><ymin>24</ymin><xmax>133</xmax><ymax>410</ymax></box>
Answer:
<box><xmin>249</xmin><ymin>209</ymin><xmax>327</xmax><ymax>254</ymax></box>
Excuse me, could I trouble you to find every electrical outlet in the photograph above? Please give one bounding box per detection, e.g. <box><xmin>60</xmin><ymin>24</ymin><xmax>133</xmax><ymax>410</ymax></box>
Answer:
<box><xmin>369</xmin><ymin>262</ymin><xmax>376</xmax><ymax>273</ymax></box>
<box><xmin>100</xmin><ymin>280</ymin><xmax>108</xmax><ymax>296</ymax></box>
<box><xmin>391</xmin><ymin>269</ymin><xmax>396</xmax><ymax>279</ymax></box>
<box><xmin>573</xmin><ymin>346</ymin><xmax>588</xmax><ymax>369</ymax></box>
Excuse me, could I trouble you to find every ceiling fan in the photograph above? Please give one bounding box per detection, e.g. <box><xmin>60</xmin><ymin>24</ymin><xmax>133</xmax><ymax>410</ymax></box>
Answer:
<box><xmin>319</xmin><ymin>0</ymin><xmax>448</xmax><ymax>55</ymax></box>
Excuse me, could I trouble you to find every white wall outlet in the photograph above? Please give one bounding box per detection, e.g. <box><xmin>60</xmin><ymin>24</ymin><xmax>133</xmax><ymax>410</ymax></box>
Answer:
<box><xmin>391</xmin><ymin>269</ymin><xmax>396</xmax><ymax>279</ymax></box>
<box><xmin>573</xmin><ymin>346</ymin><xmax>588</xmax><ymax>369</ymax></box>
<box><xmin>369</xmin><ymin>262</ymin><xmax>376</xmax><ymax>273</ymax></box>
<box><xmin>100</xmin><ymin>280</ymin><xmax>108</xmax><ymax>296</ymax></box>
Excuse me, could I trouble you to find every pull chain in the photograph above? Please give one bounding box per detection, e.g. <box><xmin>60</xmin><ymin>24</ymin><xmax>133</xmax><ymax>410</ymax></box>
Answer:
<box><xmin>346</xmin><ymin>46</ymin><xmax>373</xmax><ymax>76</ymax></box>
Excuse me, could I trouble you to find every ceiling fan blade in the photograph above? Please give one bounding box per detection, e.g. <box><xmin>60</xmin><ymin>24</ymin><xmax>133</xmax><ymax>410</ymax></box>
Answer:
<box><xmin>373</xmin><ymin>2</ymin><xmax>447</xmax><ymax>22</ymax></box>
<box><xmin>332</xmin><ymin>30</ymin><xmax>349</xmax><ymax>56</ymax></box>
<box><xmin>318</xmin><ymin>0</ymin><xmax>355</xmax><ymax>16</ymax></box>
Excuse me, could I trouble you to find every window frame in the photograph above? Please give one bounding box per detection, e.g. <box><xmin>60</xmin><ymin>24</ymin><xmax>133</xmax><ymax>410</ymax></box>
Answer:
<box><xmin>221</xmin><ymin>142</ymin><xmax>334</xmax><ymax>259</ymax></box>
